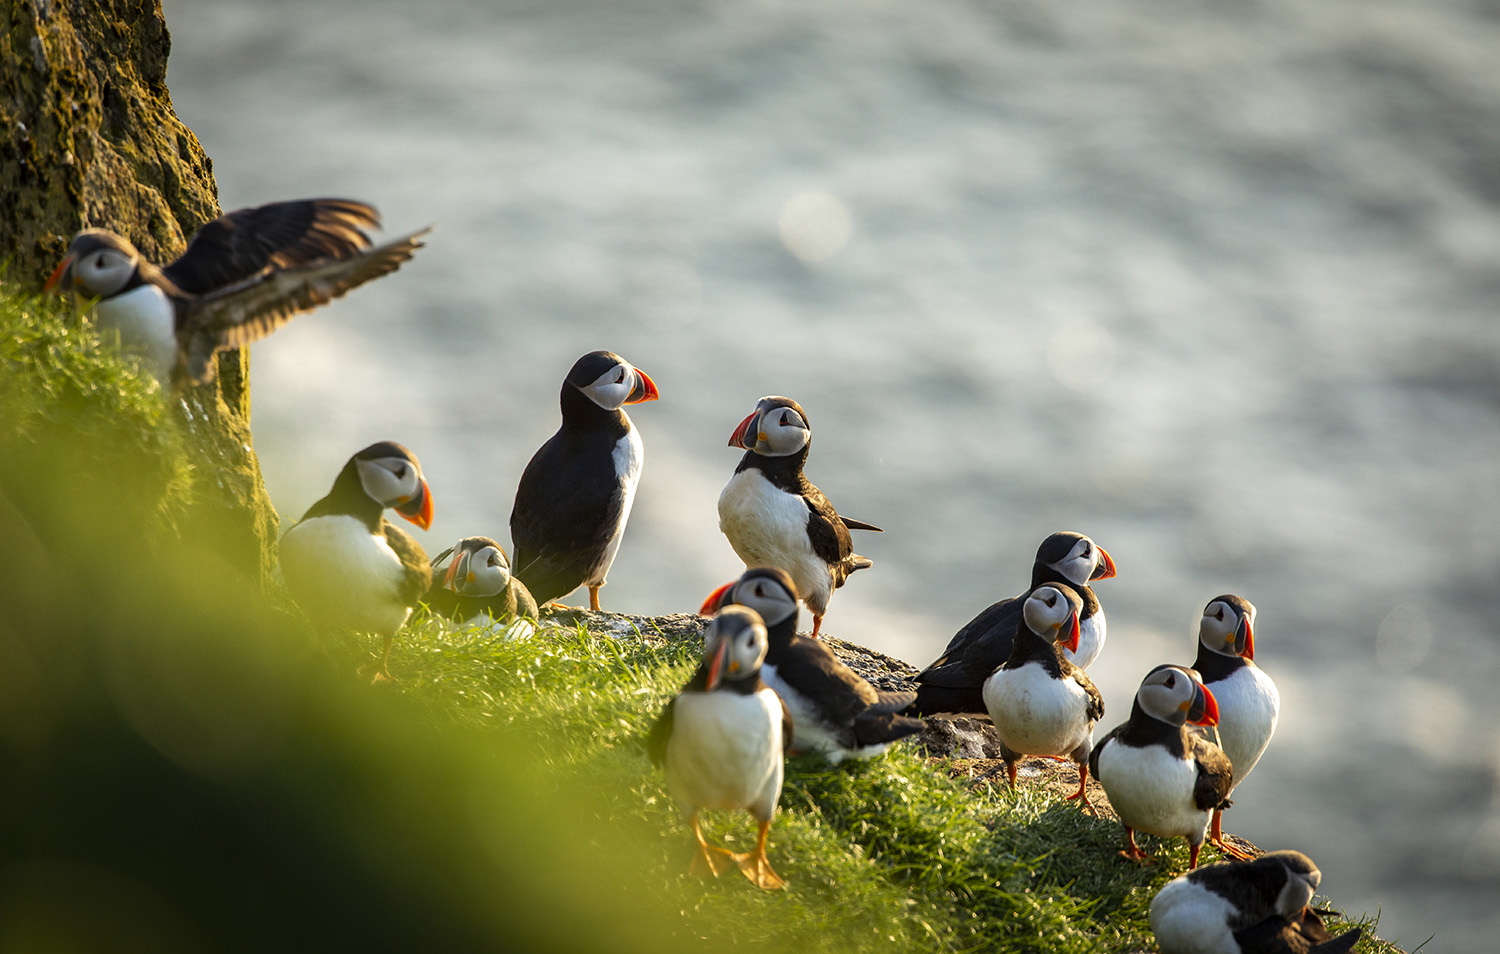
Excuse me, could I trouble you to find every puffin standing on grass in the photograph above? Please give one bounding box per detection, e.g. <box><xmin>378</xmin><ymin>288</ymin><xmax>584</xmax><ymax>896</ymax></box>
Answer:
<box><xmin>911</xmin><ymin>531</ymin><xmax>1116</xmax><ymax>716</ymax></box>
<box><xmin>1150</xmin><ymin>850</ymin><xmax>1362</xmax><ymax>954</ymax></box>
<box><xmin>1090</xmin><ymin>664</ymin><xmax>1233</xmax><ymax>870</ymax></box>
<box><xmin>509</xmin><ymin>350</ymin><xmax>659</xmax><ymax>610</ymax></box>
<box><xmin>1190</xmin><ymin>595</ymin><xmax>1279</xmax><ymax>861</ymax></box>
<box><xmin>647</xmin><ymin>605</ymin><xmax>791</xmax><ymax>890</ymax></box>
<box><xmin>717</xmin><ymin>395</ymin><xmax>880</xmax><ymax>638</ymax></box>
<box><xmin>425</xmin><ymin>536</ymin><xmax>539</xmax><ymax>626</ymax></box>
<box><xmin>45</xmin><ymin>198</ymin><xmax>428</xmax><ymax>387</ymax></box>
<box><xmin>279</xmin><ymin>441</ymin><xmax>434</xmax><ymax>681</ymax></box>
<box><xmin>982</xmin><ymin>582</ymin><xmax>1104</xmax><ymax>812</ymax></box>
<box><xmin>701</xmin><ymin>566</ymin><xmax>923</xmax><ymax>763</ymax></box>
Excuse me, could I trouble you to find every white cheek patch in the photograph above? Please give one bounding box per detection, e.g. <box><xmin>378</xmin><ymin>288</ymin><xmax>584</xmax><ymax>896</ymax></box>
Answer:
<box><xmin>356</xmin><ymin>458</ymin><xmax>417</xmax><ymax>507</ymax></box>
<box><xmin>582</xmin><ymin>363</ymin><xmax>631</xmax><ymax>410</ymax></box>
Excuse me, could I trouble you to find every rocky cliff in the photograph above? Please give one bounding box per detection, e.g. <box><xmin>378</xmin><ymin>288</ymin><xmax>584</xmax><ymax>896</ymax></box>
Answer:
<box><xmin>1</xmin><ymin>0</ymin><xmax>277</xmax><ymax>579</ymax></box>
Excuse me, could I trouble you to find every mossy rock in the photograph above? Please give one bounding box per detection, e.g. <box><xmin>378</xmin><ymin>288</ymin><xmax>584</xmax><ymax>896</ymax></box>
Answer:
<box><xmin>1</xmin><ymin>0</ymin><xmax>276</xmax><ymax>581</ymax></box>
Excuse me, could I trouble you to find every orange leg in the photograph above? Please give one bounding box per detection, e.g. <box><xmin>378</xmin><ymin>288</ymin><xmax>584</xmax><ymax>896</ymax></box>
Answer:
<box><xmin>1065</xmin><ymin>762</ymin><xmax>1096</xmax><ymax>815</ymax></box>
<box><xmin>588</xmin><ymin>586</ymin><xmax>602</xmax><ymax>611</ymax></box>
<box><xmin>687</xmin><ymin>813</ymin><xmax>736</xmax><ymax>878</ymax></box>
<box><xmin>358</xmin><ymin>635</ymin><xmax>396</xmax><ymax>683</ymax></box>
<box><xmin>1118</xmin><ymin>827</ymin><xmax>1153</xmax><ymax>865</ymax></box>
<box><xmin>1188</xmin><ymin>839</ymin><xmax>1203</xmax><ymax>870</ymax></box>
<box><xmin>735</xmin><ymin>819</ymin><xmax>787</xmax><ymax>890</ymax></box>
<box><xmin>1005</xmin><ymin>759</ymin><xmax>1019</xmax><ymax>786</ymax></box>
<box><xmin>810</xmin><ymin>613</ymin><xmax>823</xmax><ymax>638</ymax></box>
<box><xmin>1208</xmin><ymin>809</ymin><xmax>1254</xmax><ymax>860</ymax></box>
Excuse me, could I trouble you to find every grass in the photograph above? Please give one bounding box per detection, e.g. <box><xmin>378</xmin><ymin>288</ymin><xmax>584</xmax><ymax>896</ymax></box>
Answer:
<box><xmin>0</xmin><ymin>281</ymin><xmax>1400</xmax><ymax>951</ymax></box>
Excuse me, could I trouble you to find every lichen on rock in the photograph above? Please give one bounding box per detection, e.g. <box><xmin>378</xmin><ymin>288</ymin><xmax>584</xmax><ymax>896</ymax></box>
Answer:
<box><xmin>1</xmin><ymin>0</ymin><xmax>277</xmax><ymax>581</ymax></box>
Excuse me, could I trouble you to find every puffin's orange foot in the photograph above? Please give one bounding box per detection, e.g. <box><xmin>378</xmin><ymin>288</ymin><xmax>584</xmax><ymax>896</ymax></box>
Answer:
<box><xmin>1064</xmin><ymin>789</ymin><xmax>1097</xmax><ymax>815</ymax></box>
<box><xmin>736</xmin><ymin>849</ymin><xmax>787</xmax><ymax>890</ymax></box>
<box><xmin>689</xmin><ymin>842</ymin><xmax>739</xmax><ymax>878</ymax></box>
<box><xmin>1118</xmin><ymin>848</ymin><xmax>1154</xmax><ymax>865</ymax></box>
<box><xmin>1209</xmin><ymin>835</ymin><xmax>1254</xmax><ymax>861</ymax></box>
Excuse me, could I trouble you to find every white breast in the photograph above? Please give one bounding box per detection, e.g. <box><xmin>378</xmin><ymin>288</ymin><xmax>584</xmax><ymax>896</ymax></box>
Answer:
<box><xmin>1096</xmin><ymin>740</ymin><xmax>1209</xmax><ymax>842</ymax></box>
<box><xmin>1067</xmin><ymin>611</ymin><xmax>1106</xmax><ymax>670</ymax></box>
<box><xmin>983</xmin><ymin>662</ymin><xmax>1094</xmax><ymax>760</ymax></box>
<box><xmin>717</xmin><ymin>469</ymin><xmax>831</xmax><ymax>612</ymax></box>
<box><xmin>1149</xmin><ymin>876</ymin><xmax>1240</xmax><ymax>954</ymax></box>
<box><xmin>279</xmin><ymin>514</ymin><xmax>413</xmax><ymax>636</ymax></box>
<box><xmin>666</xmin><ymin>688</ymin><xmax>784</xmax><ymax>821</ymax></box>
<box><xmin>585</xmin><ymin>425</ymin><xmax>644</xmax><ymax>587</ymax></box>
<box><xmin>92</xmin><ymin>283</ymin><xmax>176</xmax><ymax>381</ymax></box>
<box><xmin>1199</xmin><ymin>664</ymin><xmax>1279</xmax><ymax>792</ymax></box>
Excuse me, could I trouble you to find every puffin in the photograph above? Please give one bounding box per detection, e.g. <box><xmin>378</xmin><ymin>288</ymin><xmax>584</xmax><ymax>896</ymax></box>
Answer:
<box><xmin>425</xmin><ymin>536</ymin><xmax>539</xmax><ymax>627</ymax></box>
<box><xmin>509</xmin><ymin>351</ymin><xmax>659</xmax><ymax>610</ymax></box>
<box><xmin>1089</xmin><ymin>664</ymin><xmax>1233</xmax><ymax>870</ymax></box>
<box><xmin>1151</xmin><ymin>850</ymin><xmax>1362</xmax><ymax>954</ymax></box>
<box><xmin>717</xmin><ymin>395</ymin><xmax>881</xmax><ymax>638</ymax></box>
<box><xmin>981</xmin><ymin>582</ymin><xmax>1104</xmax><ymax>811</ymax></box>
<box><xmin>646</xmin><ymin>604</ymin><xmax>791</xmax><ymax>890</ymax></box>
<box><xmin>45</xmin><ymin>198</ymin><xmax>428</xmax><ymax>387</ymax></box>
<box><xmin>278</xmin><ymin>441</ymin><xmax>434</xmax><ymax>682</ymax></box>
<box><xmin>1190</xmin><ymin>595</ymin><xmax>1280</xmax><ymax>860</ymax></box>
<box><xmin>911</xmin><ymin>531</ymin><xmax>1116</xmax><ymax>715</ymax></box>
<box><xmin>701</xmin><ymin>566</ymin><xmax>923</xmax><ymax>764</ymax></box>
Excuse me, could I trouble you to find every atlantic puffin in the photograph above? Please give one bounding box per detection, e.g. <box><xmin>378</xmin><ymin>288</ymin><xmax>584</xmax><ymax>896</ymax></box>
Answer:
<box><xmin>911</xmin><ymin>531</ymin><xmax>1116</xmax><ymax>715</ymax></box>
<box><xmin>646</xmin><ymin>604</ymin><xmax>791</xmax><ymax>889</ymax></box>
<box><xmin>509</xmin><ymin>351</ymin><xmax>659</xmax><ymax>610</ymax></box>
<box><xmin>701</xmin><ymin>566</ymin><xmax>923</xmax><ymax>763</ymax></box>
<box><xmin>1151</xmin><ymin>850</ymin><xmax>1362</xmax><ymax>954</ymax></box>
<box><xmin>717</xmin><ymin>395</ymin><xmax>881</xmax><ymax>638</ymax></box>
<box><xmin>45</xmin><ymin>198</ymin><xmax>428</xmax><ymax>387</ymax></box>
<box><xmin>425</xmin><ymin>536</ymin><xmax>539</xmax><ymax>626</ymax></box>
<box><xmin>1190</xmin><ymin>595</ymin><xmax>1279</xmax><ymax>861</ymax></box>
<box><xmin>279</xmin><ymin>441</ymin><xmax>434</xmax><ymax>681</ymax></box>
<box><xmin>982</xmin><ymin>582</ymin><xmax>1104</xmax><ymax>811</ymax></box>
<box><xmin>1090</xmin><ymin>664</ymin><xmax>1233</xmax><ymax>869</ymax></box>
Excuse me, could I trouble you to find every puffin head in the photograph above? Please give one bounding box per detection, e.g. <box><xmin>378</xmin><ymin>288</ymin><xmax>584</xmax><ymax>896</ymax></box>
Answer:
<box><xmin>440</xmin><ymin>536</ymin><xmax>511</xmax><ymax>597</ymax></box>
<box><xmin>1136</xmin><ymin>664</ymin><xmax>1218</xmax><ymax>727</ymax></box>
<box><xmin>1262</xmin><ymin>850</ymin><xmax>1322</xmax><ymax>921</ymax></box>
<box><xmin>353</xmin><ymin>441</ymin><xmax>433</xmax><ymax>530</ymax></box>
<box><xmin>1199</xmin><ymin>594</ymin><xmax>1256</xmax><ymax>660</ymax></box>
<box><xmin>1035</xmin><ymin>531</ymin><xmax>1116</xmax><ymax>587</ymax></box>
<box><xmin>728</xmin><ymin>396</ymin><xmax>810</xmax><ymax>458</ymax></box>
<box><xmin>702</xmin><ymin>566</ymin><xmax>800</xmax><ymax>632</ymax></box>
<box><xmin>566</xmin><ymin>350</ymin><xmax>659</xmax><ymax>411</ymax></box>
<box><xmin>702</xmin><ymin>604</ymin><xmax>769</xmax><ymax>691</ymax></box>
<box><xmin>45</xmin><ymin>229</ymin><xmax>140</xmax><ymax>299</ymax></box>
<box><xmin>1022</xmin><ymin>582</ymin><xmax>1083</xmax><ymax>654</ymax></box>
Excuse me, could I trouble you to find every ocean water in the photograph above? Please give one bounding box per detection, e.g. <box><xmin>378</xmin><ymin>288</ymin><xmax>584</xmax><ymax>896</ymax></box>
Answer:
<box><xmin>161</xmin><ymin>0</ymin><xmax>1500</xmax><ymax>946</ymax></box>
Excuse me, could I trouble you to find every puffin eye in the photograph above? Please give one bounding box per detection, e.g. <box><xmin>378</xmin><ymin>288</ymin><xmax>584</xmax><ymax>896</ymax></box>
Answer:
<box><xmin>1164</xmin><ymin>673</ymin><xmax>1177</xmax><ymax>688</ymax></box>
<box><xmin>1215</xmin><ymin>608</ymin><xmax>1225</xmax><ymax>621</ymax></box>
<box><xmin>94</xmin><ymin>253</ymin><xmax>107</xmax><ymax>268</ymax></box>
<box><xmin>392</xmin><ymin>463</ymin><xmax>407</xmax><ymax>479</ymax></box>
<box><xmin>616</xmin><ymin>369</ymin><xmax>626</xmax><ymax>383</ymax></box>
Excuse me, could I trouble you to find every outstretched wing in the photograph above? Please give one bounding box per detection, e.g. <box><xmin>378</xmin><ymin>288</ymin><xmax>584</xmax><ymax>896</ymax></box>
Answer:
<box><xmin>163</xmin><ymin>199</ymin><xmax>383</xmax><ymax>294</ymax></box>
<box><xmin>175</xmin><ymin>228</ymin><xmax>429</xmax><ymax>385</ymax></box>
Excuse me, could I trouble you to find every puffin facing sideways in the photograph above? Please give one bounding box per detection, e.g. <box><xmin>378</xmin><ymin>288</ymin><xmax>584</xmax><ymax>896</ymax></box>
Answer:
<box><xmin>1151</xmin><ymin>850</ymin><xmax>1362</xmax><ymax>954</ymax></box>
<box><xmin>702</xmin><ymin>566</ymin><xmax>923</xmax><ymax>764</ymax></box>
<box><xmin>717</xmin><ymin>395</ymin><xmax>880</xmax><ymax>637</ymax></box>
<box><xmin>46</xmin><ymin>198</ymin><xmax>428</xmax><ymax>387</ymax></box>
<box><xmin>1090</xmin><ymin>664</ymin><xmax>1233</xmax><ymax>870</ymax></box>
<box><xmin>982</xmin><ymin>582</ymin><xmax>1104</xmax><ymax>812</ymax></box>
<box><xmin>911</xmin><ymin>531</ymin><xmax>1115</xmax><ymax>716</ymax></box>
<box><xmin>279</xmin><ymin>441</ymin><xmax>434</xmax><ymax>681</ymax></box>
<box><xmin>1191</xmin><ymin>595</ymin><xmax>1280</xmax><ymax>860</ymax></box>
<box><xmin>426</xmin><ymin>536</ymin><xmax>539</xmax><ymax>626</ymax></box>
<box><xmin>647</xmin><ymin>605</ymin><xmax>791</xmax><ymax>889</ymax></box>
<box><xmin>510</xmin><ymin>351</ymin><xmax>659</xmax><ymax>610</ymax></box>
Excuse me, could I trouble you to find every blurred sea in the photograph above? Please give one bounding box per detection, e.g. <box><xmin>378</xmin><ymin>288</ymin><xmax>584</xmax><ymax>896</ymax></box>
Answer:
<box><xmin>161</xmin><ymin>0</ymin><xmax>1500</xmax><ymax>947</ymax></box>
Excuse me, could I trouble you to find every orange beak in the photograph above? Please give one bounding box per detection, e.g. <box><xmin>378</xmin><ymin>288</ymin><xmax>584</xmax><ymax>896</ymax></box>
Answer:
<box><xmin>395</xmin><ymin>477</ymin><xmax>434</xmax><ymax>530</ymax></box>
<box><xmin>441</xmin><ymin>549</ymin><xmax>467</xmax><ymax>591</ymax></box>
<box><xmin>699</xmin><ymin>581</ymin><xmax>735</xmax><ymax>616</ymax></box>
<box><xmin>1238</xmin><ymin>614</ymin><xmax>1255</xmax><ymax>661</ymax></box>
<box><xmin>1064</xmin><ymin>611</ymin><xmax>1081</xmax><ymax>654</ymax></box>
<box><xmin>704</xmin><ymin>637</ymin><xmax>729</xmax><ymax>692</ymax></box>
<box><xmin>44</xmin><ymin>255</ymin><xmax>74</xmax><ymax>294</ymax></box>
<box><xmin>1091</xmin><ymin>546</ymin><xmax>1117</xmax><ymax>581</ymax></box>
<box><xmin>1187</xmin><ymin>682</ymin><xmax>1220</xmax><ymax>727</ymax></box>
<box><xmin>624</xmin><ymin>368</ymin><xmax>659</xmax><ymax>405</ymax></box>
<box><xmin>728</xmin><ymin>410</ymin><xmax>758</xmax><ymax>449</ymax></box>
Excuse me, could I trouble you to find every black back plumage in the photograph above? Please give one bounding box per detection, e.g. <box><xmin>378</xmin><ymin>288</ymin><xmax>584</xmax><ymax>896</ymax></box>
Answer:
<box><xmin>912</xmin><ymin>531</ymin><xmax>1103</xmax><ymax>715</ymax></box>
<box><xmin>511</xmin><ymin>352</ymin><xmax>638</xmax><ymax>605</ymax></box>
<box><xmin>1234</xmin><ymin>909</ymin><xmax>1361</xmax><ymax>954</ymax></box>
<box><xmin>1089</xmin><ymin>690</ymin><xmax>1235</xmax><ymax>812</ymax></box>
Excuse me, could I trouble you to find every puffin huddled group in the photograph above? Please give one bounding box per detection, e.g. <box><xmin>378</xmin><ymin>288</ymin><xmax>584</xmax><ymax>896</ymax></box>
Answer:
<box><xmin>50</xmin><ymin>198</ymin><xmax>1363</xmax><ymax>953</ymax></box>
